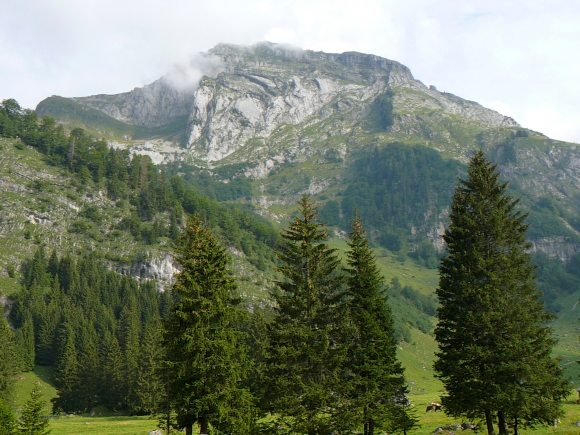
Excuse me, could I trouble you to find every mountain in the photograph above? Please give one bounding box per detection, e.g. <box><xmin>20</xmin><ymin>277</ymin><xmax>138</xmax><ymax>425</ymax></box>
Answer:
<box><xmin>37</xmin><ymin>42</ymin><xmax>518</xmax><ymax>164</ymax></box>
<box><xmin>36</xmin><ymin>42</ymin><xmax>579</xmax><ymax>269</ymax></box>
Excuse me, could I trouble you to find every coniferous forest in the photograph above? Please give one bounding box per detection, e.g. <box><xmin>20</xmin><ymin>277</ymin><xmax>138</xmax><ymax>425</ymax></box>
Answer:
<box><xmin>0</xmin><ymin>98</ymin><xmax>577</xmax><ymax>435</ymax></box>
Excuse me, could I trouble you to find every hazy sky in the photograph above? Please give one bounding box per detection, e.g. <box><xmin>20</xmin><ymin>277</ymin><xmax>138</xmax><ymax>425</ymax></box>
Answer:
<box><xmin>1</xmin><ymin>0</ymin><xmax>578</xmax><ymax>142</ymax></box>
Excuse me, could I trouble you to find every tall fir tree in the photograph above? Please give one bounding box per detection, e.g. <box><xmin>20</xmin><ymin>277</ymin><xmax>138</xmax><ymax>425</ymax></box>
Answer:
<box><xmin>118</xmin><ymin>303</ymin><xmax>140</xmax><ymax>411</ymax></box>
<box><xmin>341</xmin><ymin>216</ymin><xmax>415</xmax><ymax>435</ymax></box>
<box><xmin>135</xmin><ymin>319</ymin><xmax>166</xmax><ymax>415</ymax></box>
<box><xmin>163</xmin><ymin>215</ymin><xmax>254</xmax><ymax>435</ymax></box>
<box><xmin>52</xmin><ymin>322</ymin><xmax>80</xmax><ymax>413</ymax></box>
<box><xmin>76</xmin><ymin>328</ymin><xmax>100</xmax><ymax>411</ymax></box>
<box><xmin>434</xmin><ymin>151</ymin><xmax>569</xmax><ymax>435</ymax></box>
<box><xmin>15</xmin><ymin>311</ymin><xmax>35</xmax><ymax>371</ymax></box>
<box><xmin>265</xmin><ymin>195</ymin><xmax>346</xmax><ymax>435</ymax></box>
<box><xmin>103</xmin><ymin>336</ymin><xmax>125</xmax><ymax>411</ymax></box>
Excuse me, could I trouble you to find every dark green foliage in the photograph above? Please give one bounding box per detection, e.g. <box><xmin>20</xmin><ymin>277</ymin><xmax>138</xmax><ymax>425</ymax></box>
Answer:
<box><xmin>52</xmin><ymin>323</ymin><xmax>80</xmax><ymax>413</ymax></box>
<box><xmin>265</xmin><ymin>195</ymin><xmax>346</xmax><ymax>435</ymax></box>
<box><xmin>340</xmin><ymin>144</ymin><xmax>462</xmax><ymax>255</ymax></box>
<box><xmin>163</xmin><ymin>215</ymin><xmax>255</xmax><ymax>435</ymax></box>
<box><xmin>12</xmin><ymin>250</ymin><xmax>164</xmax><ymax>414</ymax></box>
<box><xmin>387</xmin><ymin>399</ymin><xmax>419</xmax><ymax>435</ymax></box>
<box><xmin>118</xmin><ymin>304</ymin><xmax>140</xmax><ymax>410</ymax></box>
<box><xmin>409</xmin><ymin>241</ymin><xmax>440</xmax><ymax>269</ymax></box>
<box><xmin>167</xmin><ymin>163</ymin><xmax>253</xmax><ymax>201</ymax></box>
<box><xmin>365</xmin><ymin>91</ymin><xmax>394</xmax><ymax>132</ymax></box>
<box><xmin>135</xmin><ymin>320</ymin><xmax>166</xmax><ymax>415</ymax></box>
<box><xmin>103</xmin><ymin>337</ymin><xmax>125</xmax><ymax>410</ymax></box>
<box><xmin>318</xmin><ymin>200</ymin><xmax>341</xmax><ymax>227</ymax></box>
<box><xmin>434</xmin><ymin>151</ymin><xmax>569</xmax><ymax>434</ymax></box>
<box><xmin>380</xmin><ymin>278</ymin><xmax>437</xmax><ymax>342</ymax></box>
<box><xmin>0</xmin><ymin>317</ymin><xmax>20</xmax><ymax>399</ymax></box>
<box><xmin>534</xmin><ymin>252</ymin><xmax>580</xmax><ymax>312</ymax></box>
<box><xmin>0</xmin><ymin>398</ymin><xmax>17</xmax><ymax>435</ymax></box>
<box><xmin>15</xmin><ymin>313</ymin><xmax>35</xmax><ymax>371</ymax></box>
<box><xmin>340</xmin><ymin>216</ymin><xmax>414</xmax><ymax>435</ymax></box>
<box><xmin>18</xmin><ymin>383</ymin><xmax>50</xmax><ymax>435</ymax></box>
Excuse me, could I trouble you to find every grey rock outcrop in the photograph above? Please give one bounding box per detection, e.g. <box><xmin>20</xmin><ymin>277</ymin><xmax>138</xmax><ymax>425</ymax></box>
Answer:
<box><xmin>39</xmin><ymin>42</ymin><xmax>518</xmax><ymax>167</ymax></box>
<box><xmin>73</xmin><ymin>79</ymin><xmax>194</xmax><ymax>127</ymax></box>
<box><xmin>116</xmin><ymin>254</ymin><xmax>178</xmax><ymax>289</ymax></box>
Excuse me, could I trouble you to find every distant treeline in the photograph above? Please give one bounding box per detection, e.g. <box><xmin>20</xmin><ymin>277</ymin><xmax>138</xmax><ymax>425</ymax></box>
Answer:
<box><xmin>320</xmin><ymin>144</ymin><xmax>463</xmax><ymax>268</ymax></box>
<box><xmin>10</xmin><ymin>247</ymin><xmax>168</xmax><ymax>413</ymax></box>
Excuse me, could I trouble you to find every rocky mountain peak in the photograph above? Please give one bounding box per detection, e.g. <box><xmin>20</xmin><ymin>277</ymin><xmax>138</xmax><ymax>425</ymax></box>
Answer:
<box><xmin>37</xmin><ymin>42</ymin><xmax>518</xmax><ymax>166</ymax></box>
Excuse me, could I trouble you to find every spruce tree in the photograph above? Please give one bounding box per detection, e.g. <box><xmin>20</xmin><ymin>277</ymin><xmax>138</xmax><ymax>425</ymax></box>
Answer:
<box><xmin>15</xmin><ymin>312</ymin><xmax>35</xmax><ymax>371</ymax></box>
<box><xmin>341</xmin><ymin>216</ymin><xmax>414</xmax><ymax>435</ymax></box>
<box><xmin>163</xmin><ymin>215</ymin><xmax>254</xmax><ymax>435</ymax></box>
<box><xmin>18</xmin><ymin>383</ymin><xmax>50</xmax><ymax>435</ymax></box>
<box><xmin>265</xmin><ymin>195</ymin><xmax>345</xmax><ymax>435</ymax></box>
<box><xmin>118</xmin><ymin>303</ymin><xmax>140</xmax><ymax>411</ymax></box>
<box><xmin>0</xmin><ymin>316</ymin><xmax>20</xmax><ymax>400</ymax></box>
<box><xmin>103</xmin><ymin>336</ymin><xmax>125</xmax><ymax>411</ymax></box>
<box><xmin>0</xmin><ymin>318</ymin><xmax>20</xmax><ymax>435</ymax></box>
<box><xmin>135</xmin><ymin>319</ymin><xmax>166</xmax><ymax>415</ymax></box>
<box><xmin>76</xmin><ymin>329</ymin><xmax>100</xmax><ymax>412</ymax></box>
<box><xmin>52</xmin><ymin>322</ymin><xmax>80</xmax><ymax>413</ymax></box>
<box><xmin>434</xmin><ymin>151</ymin><xmax>569</xmax><ymax>435</ymax></box>
<box><xmin>0</xmin><ymin>398</ymin><xmax>17</xmax><ymax>435</ymax></box>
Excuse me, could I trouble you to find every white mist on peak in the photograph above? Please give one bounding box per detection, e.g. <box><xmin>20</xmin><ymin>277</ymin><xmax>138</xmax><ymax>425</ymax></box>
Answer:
<box><xmin>162</xmin><ymin>53</ymin><xmax>225</xmax><ymax>91</ymax></box>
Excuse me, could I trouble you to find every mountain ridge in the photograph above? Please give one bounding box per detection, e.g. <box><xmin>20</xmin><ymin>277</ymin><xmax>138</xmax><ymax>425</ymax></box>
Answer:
<box><xmin>34</xmin><ymin>42</ymin><xmax>579</xmax><ymax>266</ymax></box>
<box><xmin>37</xmin><ymin>42</ymin><xmax>519</xmax><ymax>165</ymax></box>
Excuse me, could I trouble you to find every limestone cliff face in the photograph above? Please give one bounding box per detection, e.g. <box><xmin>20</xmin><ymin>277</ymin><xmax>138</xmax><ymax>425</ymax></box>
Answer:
<box><xmin>41</xmin><ymin>42</ymin><xmax>517</xmax><ymax>165</ymax></box>
<box><xmin>72</xmin><ymin>79</ymin><xmax>194</xmax><ymax>127</ymax></box>
<box><xmin>184</xmin><ymin>43</ymin><xmax>515</xmax><ymax>162</ymax></box>
<box><xmin>116</xmin><ymin>254</ymin><xmax>178</xmax><ymax>290</ymax></box>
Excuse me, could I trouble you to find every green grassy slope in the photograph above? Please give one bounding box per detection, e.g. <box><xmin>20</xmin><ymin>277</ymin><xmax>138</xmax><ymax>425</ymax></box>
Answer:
<box><xmin>0</xmin><ymin>138</ymin><xmax>165</xmax><ymax>290</ymax></box>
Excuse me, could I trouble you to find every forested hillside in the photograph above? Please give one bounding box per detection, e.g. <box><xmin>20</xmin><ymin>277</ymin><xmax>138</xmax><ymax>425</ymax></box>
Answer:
<box><xmin>0</xmin><ymin>99</ymin><xmax>280</xmax><ymax>290</ymax></box>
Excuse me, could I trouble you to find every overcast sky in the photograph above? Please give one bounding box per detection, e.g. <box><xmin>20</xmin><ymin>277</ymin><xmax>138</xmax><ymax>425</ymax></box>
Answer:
<box><xmin>1</xmin><ymin>0</ymin><xmax>578</xmax><ymax>142</ymax></box>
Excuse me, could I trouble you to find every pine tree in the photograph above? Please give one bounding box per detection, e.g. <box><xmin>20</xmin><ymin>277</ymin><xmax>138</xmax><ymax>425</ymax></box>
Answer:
<box><xmin>18</xmin><ymin>382</ymin><xmax>50</xmax><ymax>435</ymax></box>
<box><xmin>434</xmin><ymin>151</ymin><xmax>569</xmax><ymax>435</ymax></box>
<box><xmin>265</xmin><ymin>195</ymin><xmax>345</xmax><ymax>435</ymax></box>
<box><xmin>76</xmin><ymin>328</ymin><xmax>100</xmax><ymax>412</ymax></box>
<box><xmin>0</xmin><ymin>317</ymin><xmax>20</xmax><ymax>400</ymax></box>
<box><xmin>163</xmin><ymin>215</ymin><xmax>254</xmax><ymax>435</ymax></box>
<box><xmin>118</xmin><ymin>303</ymin><xmax>140</xmax><ymax>411</ymax></box>
<box><xmin>15</xmin><ymin>312</ymin><xmax>35</xmax><ymax>371</ymax></box>
<box><xmin>52</xmin><ymin>322</ymin><xmax>80</xmax><ymax>413</ymax></box>
<box><xmin>135</xmin><ymin>320</ymin><xmax>166</xmax><ymax>415</ymax></box>
<box><xmin>103</xmin><ymin>336</ymin><xmax>125</xmax><ymax>411</ymax></box>
<box><xmin>341</xmin><ymin>216</ymin><xmax>414</xmax><ymax>435</ymax></box>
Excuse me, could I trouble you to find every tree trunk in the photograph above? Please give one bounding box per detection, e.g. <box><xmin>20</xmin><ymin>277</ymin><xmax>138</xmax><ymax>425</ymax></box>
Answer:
<box><xmin>485</xmin><ymin>410</ymin><xmax>495</xmax><ymax>435</ymax></box>
<box><xmin>369</xmin><ymin>418</ymin><xmax>375</xmax><ymax>435</ymax></box>
<box><xmin>199</xmin><ymin>417</ymin><xmax>209</xmax><ymax>435</ymax></box>
<box><xmin>165</xmin><ymin>411</ymin><xmax>171</xmax><ymax>435</ymax></box>
<box><xmin>513</xmin><ymin>417</ymin><xmax>519</xmax><ymax>435</ymax></box>
<box><xmin>498</xmin><ymin>410</ymin><xmax>508</xmax><ymax>435</ymax></box>
<box><xmin>185</xmin><ymin>424</ymin><xmax>192</xmax><ymax>435</ymax></box>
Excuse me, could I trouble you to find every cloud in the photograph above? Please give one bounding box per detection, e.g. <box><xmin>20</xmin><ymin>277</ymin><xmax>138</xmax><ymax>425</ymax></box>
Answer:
<box><xmin>163</xmin><ymin>54</ymin><xmax>225</xmax><ymax>91</ymax></box>
<box><xmin>0</xmin><ymin>0</ymin><xmax>578</xmax><ymax>142</ymax></box>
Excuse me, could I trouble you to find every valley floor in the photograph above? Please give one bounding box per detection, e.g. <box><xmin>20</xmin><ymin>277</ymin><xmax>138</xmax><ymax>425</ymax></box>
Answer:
<box><xmin>16</xmin><ymin>366</ymin><xmax>580</xmax><ymax>435</ymax></box>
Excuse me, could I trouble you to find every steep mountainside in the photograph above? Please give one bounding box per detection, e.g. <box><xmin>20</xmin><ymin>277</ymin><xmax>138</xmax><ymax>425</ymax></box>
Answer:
<box><xmin>36</xmin><ymin>42</ymin><xmax>579</xmax><ymax>266</ymax></box>
<box><xmin>0</xmin><ymin>136</ymin><xmax>276</xmax><ymax>302</ymax></box>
